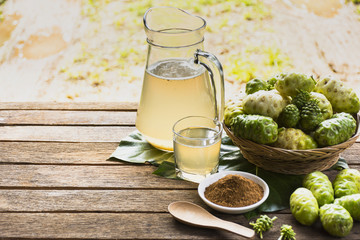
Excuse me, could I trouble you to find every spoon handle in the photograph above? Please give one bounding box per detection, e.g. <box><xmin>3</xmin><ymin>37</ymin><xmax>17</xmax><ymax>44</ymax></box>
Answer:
<box><xmin>215</xmin><ymin>219</ymin><xmax>255</xmax><ymax>239</ymax></box>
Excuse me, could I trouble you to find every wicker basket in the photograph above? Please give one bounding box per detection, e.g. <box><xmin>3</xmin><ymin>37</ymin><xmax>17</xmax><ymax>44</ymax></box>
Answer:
<box><xmin>224</xmin><ymin>114</ymin><xmax>360</xmax><ymax>175</ymax></box>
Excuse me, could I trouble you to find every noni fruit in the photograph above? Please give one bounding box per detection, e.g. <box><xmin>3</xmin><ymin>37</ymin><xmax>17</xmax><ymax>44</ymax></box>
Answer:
<box><xmin>334</xmin><ymin>194</ymin><xmax>360</xmax><ymax>221</ymax></box>
<box><xmin>319</xmin><ymin>204</ymin><xmax>353</xmax><ymax>237</ymax></box>
<box><xmin>314</xmin><ymin>112</ymin><xmax>356</xmax><ymax>147</ymax></box>
<box><xmin>230</xmin><ymin>114</ymin><xmax>278</xmax><ymax>144</ymax></box>
<box><xmin>333</xmin><ymin>168</ymin><xmax>360</xmax><ymax>198</ymax></box>
<box><xmin>291</xmin><ymin>89</ymin><xmax>311</xmax><ymax>110</ymax></box>
<box><xmin>303</xmin><ymin>171</ymin><xmax>334</xmax><ymax>206</ymax></box>
<box><xmin>290</xmin><ymin>187</ymin><xmax>319</xmax><ymax>226</ymax></box>
<box><xmin>245</xmin><ymin>78</ymin><xmax>269</xmax><ymax>95</ymax></box>
<box><xmin>315</xmin><ymin>75</ymin><xmax>360</xmax><ymax>114</ymax></box>
<box><xmin>266</xmin><ymin>77</ymin><xmax>277</xmax><ymax>90</ymax></box>
<box><xmin>224</xmin><ymin>94</ymin><xmax>246</xmax><ymax>126</ymax></box>
<box><xmin>299</xmin><ymin>99</ymin><xmax>323</xmax><ymax>132</ymax></box>
<box><xmin>277</xmin><ymin>104</ymin><xmax>300</xmax><ymax>128</ymax></box>
<box><xmin>275</xmin><ymin>72</ymin><xmax>316</xmax><ymax>97</ymax></box>
<box><xmin>309</xmin><ymin>92</ymin><xmax>333</xmax><ymax>120</ymax></box>
<box><xmin>242</xmin><ymin>90</ymin><xmax>289</xmax><ymax>120</ymax></box>
<box><xmin>272</xmin><ymin>128</ymin><xmax>317</xmax><ymax>150</ymax></box>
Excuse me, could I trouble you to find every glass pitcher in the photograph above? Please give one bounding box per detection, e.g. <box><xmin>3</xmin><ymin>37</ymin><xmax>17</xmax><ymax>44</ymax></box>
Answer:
<box><xmin>136</xmin><ymin>6</ymin><xmax>224</xmax><ymax>151</ymax></box>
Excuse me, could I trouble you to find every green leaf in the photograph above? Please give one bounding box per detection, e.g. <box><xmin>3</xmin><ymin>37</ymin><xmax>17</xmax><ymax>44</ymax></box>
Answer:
<box><xmin>220</xmin><ymin>135</ymin><xmax>240</xmax><ymax>154</ymax></box>
<box><xmin>219</xmin><ymin>150</ymin><xmax>254</xmax><ymax>172</ymax></box>
<box><xmin>152</xmin><ymin>161</ymin><xmax>179</xmax><ymax>179</ymax></box>
<box><xmin>256</xmin><ymin>169</ymin><xmax>303</xmax><ymax>212</ymax></box>
<box><xmin>107</xmin><ymin>130</ymin><xmax>174</xmax><ymax>166</ymax></box>
<box><xmin>330</xmin><ymin>157</ymin><xmax>349</xmax><ymax>170</ymax></box>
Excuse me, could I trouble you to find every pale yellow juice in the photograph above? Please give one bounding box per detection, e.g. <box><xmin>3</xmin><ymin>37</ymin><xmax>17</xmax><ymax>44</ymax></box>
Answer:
<box><xmin>136</xmin><ymin>59</ymin><xmax>215</xmax><ymax>151</ymax></box>
<box><xmin>174</xmin><ymin>127</ymin><xmax>221</xmax><ymax>182</ymax></box>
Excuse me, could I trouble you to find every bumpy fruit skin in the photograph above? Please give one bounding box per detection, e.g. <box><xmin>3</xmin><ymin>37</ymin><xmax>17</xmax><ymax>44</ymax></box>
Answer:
<box><xmin>266</xmin><ymin>77</ymin><xmax>277</xmax><ymax>90</ymax></box>
<box><xmin>314</xmin><ymin>112</ymin><xmax>356</xmax><ymax>147</ymax></box>
<box><xmin>319</xmin><ymin>204</ymin><xmax>353</xmax><ymax>237</ymax></box>
<box><xmin>315</xmin><ymin>76</ymin><xmax>360</xmax><ymax>114</ymax></box>
<box><xmin>334</xmin><ymin>194</ymin><xmax>360</xmax><ymax>221</ymax></box>
<box><xmin>299</xmin><ymin>99</ymin><xmax>323</xmax><ymax>132</ymax></box>
<box><xmin>275</xmin><ymin>72</ymin><xmax>316</xmax><ymax>97</ymax></box>
<box><xmin>245</xmin><ymin>78</ymin><xmax>269</xmax><ymax>95</ymax></box>
<box><xmin>272</xmin><ymin>128</ymin><xmax>317</xmax><ymax>150</ymax></box>
<box><xmin>291</xmin><ymin>89</ymin><xmax>311</xmax><ymax>110</ymax></box>
<box><xmin>242</xmin><ymin>90</ymin><xmax>289</xmax><ymax>120</ymax></box>
<box><xmin>303</xmin><ymin>171</ymin><xmax>334</xmax><ymax>207</ymax></box>
<box><xmin>310</xmin><ymin>92</ymin><xmax>333</xmax><ymax>120</ymax></box>
<box><xmin>277</xmin><ymin>104</ymin><xmax>300</xmax><ymax>128</ymax></box>
<box><xmin>333</xmin><ymin>169</ymin><xmax>360</xmax><ymax>198</ymax></box>
<box><xmin>224</xmin><ymin>94</ymin><xmax>246</xmax><ymax>127</ymax></box>
<box><xmin>290</xmin><ymin>187</ymin><xmax>319</xmax><ymax>226</ymax></box>
<box><xmin>230</xmin><ymin>114</ymin><xmax>278</xmax><ymax>144</ymax></box>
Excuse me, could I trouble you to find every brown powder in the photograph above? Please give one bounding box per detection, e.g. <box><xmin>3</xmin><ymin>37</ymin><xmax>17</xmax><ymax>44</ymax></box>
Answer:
<box><xmin>204</xmin><ymin>174</ymin><xmax>264</xmax><ymax>207</ymax></box>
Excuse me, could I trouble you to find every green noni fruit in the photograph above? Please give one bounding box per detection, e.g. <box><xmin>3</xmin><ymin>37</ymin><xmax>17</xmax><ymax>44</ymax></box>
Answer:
<box><xmin>272</xmin><ymin>128</ymin><xmax>317</xmax><ymax>150</ymax></box>
<box><xmin>299</xmin><ymin>99</ymin><xmax>323</xmax><ymax>132</ymax></box>
<box><xmin>242</xmin><ymin>90</ymin><xmax>289</xmax><ymax>120</ymax></box>
<box><xmin>266</xmin><ymin>77</ymin><xmax>278</xmax><ymax>90</ymax></box>
<box><xmin>309</xmin><ymin>92</ymin><xmax>333</xmax><ymax>120</ymax></box>
<box><xmin>277</xmin><ymin>104</ymin><xmax>300</xmax><ymax>128</ymax></box>
<box><xmin>245</xmin><ymin>78</ymin><xmax>269</xmax><ymax>95</ymax></box>
<box><xmin>290</xmin><ymin>187</ymin><xmax>319</xmax><ymax>226</ymax></box>
<box><xmin>230</xmin><ymin>114</ymin><xmax>278</xmax><ymax>144</ymax></box>
<box><xmin>314</xmin><ymin>112</ymin><xmax>356</xmax><ymax>147</ymax></box>
<box><xmin>275</xmin><ymin>72</ymin><xmax>316</xmax><ymax>97</ymax></box>
<box><xmin>334</xmin><ymin>194</ymin><xmax>360</xmax><ymax>221</ymax></box>
<box><xmin>224</xmin><ymin>94</ymin><xmax>246</xmax><ymax>126</ymax></box>
<box><xmin>333</xmin><ymin>169</ymin><xmax>360</xmax><ymax>198</ymax></box>
<box><xmin>315</xmin><ymin>75</ymin><xmax>360</xmax><ymax>114</ymax></box>
<box><xmin>319</xmin><ymin>204</ymin><xmax>353</xmax><ymax>237</ymax></box>
<box><xmin>303</xmin><ymin>171</ymin><xmax>334</xmax><ymax>207</ymax></box>
<box><xmin>291</xmin><ymin>89</ymin><xmax>311</xmax><ymax>110</ymax></box>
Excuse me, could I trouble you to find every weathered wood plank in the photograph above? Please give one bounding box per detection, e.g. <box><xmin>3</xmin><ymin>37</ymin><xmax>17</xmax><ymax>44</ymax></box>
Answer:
<box><xmin>0</xmin><ymin>126</ymin><xmax>135</xmax><ymax>142</ymax></box>
<box><xmin>1</xmin><ymin>141</ymin><xmax>358</xmax><ymax>165</ymax></box>
<box><xmin>0</xmin><ymin>102</ymin><xmax>138</xmax><ymax>110</ymax></box>
<box><xmin>0</xmin><ymin>212</ymin><xmax>247</xmax><ymax>239</ymax></box>
<box><xmin>0</xmin><ymin>189</ymin><xmax>201</xmax><ymax>212</ymax></box>
<box><xmin>0</xmin><ymin>165</ymin><xmax>197</xmax><ymax>189</ymax></box>
<box><xmin>340</xmin><ymin>143</ymin><xmax>360</xmax><ymax>164</ymax></box>
<box><xmin>0</xmin><ymin>110</ymin><xmax>136</xmax><ymax>125</ymax></box>
<box><xmin>0</xmin><ymin>142</ymin><xmax>120</xmax><ymax>164</ymax></box>
<box><xmin>0</xmin><ymin>164</ymin><xmax>357</xmax><ymax>193</ymax></box>
<box><xmin>0</xmin><ymin>212</ymin><xmax>358</xmax><ymax>239</ymax></box>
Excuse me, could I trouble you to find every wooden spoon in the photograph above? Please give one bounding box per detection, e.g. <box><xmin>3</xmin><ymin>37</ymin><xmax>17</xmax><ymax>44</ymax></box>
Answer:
<box><xmin>168</xmin><ymin>201</ymin><xmax>255</xmax><ymax>239</ymax></box>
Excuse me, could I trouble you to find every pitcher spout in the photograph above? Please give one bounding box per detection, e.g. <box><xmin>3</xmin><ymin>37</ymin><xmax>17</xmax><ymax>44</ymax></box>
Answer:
<box><xmin>144</xmin><ymin>6</ymin><xmax>206</xmax><ymax>48</ymax></box>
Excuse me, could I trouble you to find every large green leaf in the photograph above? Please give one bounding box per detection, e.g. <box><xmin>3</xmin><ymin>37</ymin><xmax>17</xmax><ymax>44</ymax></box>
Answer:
<box><xmin>108</xmin><ymin>131</ymin><xmax>238</xmax><ymax>166</ymax></box>
<box><xmin>152</xmin><ymin>161</ymin><xmax>179</xmax><ymax>179</ymax></box>
<box><xmin>108</xmin><ymin>130</ymin><xmax>174</xmax><ymax>166</ymax></box>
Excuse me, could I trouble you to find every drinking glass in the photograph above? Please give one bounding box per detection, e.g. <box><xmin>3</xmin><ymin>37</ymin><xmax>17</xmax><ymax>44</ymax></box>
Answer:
<box><xmin>173</xmin><ymin>116</ymin><xmax>223</xmax><ymax>183</ymax></box>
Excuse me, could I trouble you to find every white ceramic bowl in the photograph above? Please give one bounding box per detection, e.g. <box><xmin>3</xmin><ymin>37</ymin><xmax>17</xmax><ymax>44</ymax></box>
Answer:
<box><xmin>198</xmin><ymin>171</ymin><xmax>269</xmax><ymax>214</ymax></box>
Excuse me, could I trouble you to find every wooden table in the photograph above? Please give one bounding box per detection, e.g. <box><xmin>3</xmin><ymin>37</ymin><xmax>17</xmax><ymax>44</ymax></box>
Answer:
<box><xmin>0</xmin><ymin>102</ymin><xmax>359</xmax><ymax>239</ymax></box>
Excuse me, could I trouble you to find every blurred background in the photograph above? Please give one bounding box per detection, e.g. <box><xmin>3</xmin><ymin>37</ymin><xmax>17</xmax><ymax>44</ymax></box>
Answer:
<box><xmin>0</xmin><ymin>0</ymin><xmax>359</xmax><ymax>102</ymax></box>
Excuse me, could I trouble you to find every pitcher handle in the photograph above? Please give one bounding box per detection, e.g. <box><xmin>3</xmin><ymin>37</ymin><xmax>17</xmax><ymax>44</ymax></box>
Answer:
<box><xmin>194</xmin><ymin>49</ymin><xmax>225</xmax><ymax>122</ymax></box>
